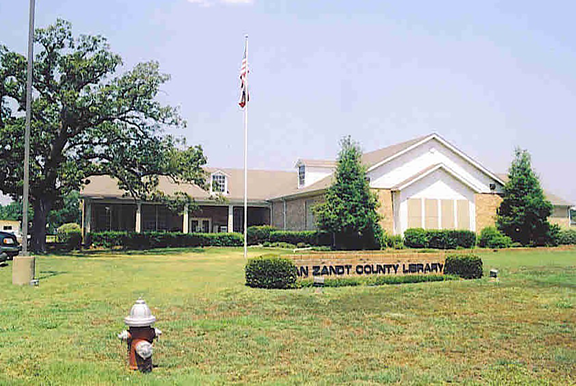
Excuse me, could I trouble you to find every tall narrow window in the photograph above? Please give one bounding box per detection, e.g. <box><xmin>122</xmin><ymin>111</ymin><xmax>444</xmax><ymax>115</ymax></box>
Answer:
<box><xmin>424</xmin><ymin>199</ymin><xmax>439</xmax><ymax>229</ymax></box>
<box><xmin>212</xmin><ymin>174</ymin><xmax>226</xmax><ymax>193</ymax></box>
<box><xmin>298</xmin><ymin>165</ymin><xmax>305</xmax><ymax>186</ymax></box>
<box><xmin>407</xmin><ymin>198</ymin><xmax>422</xmax><ymax>228</ymax></box>
<box><xmin>457</xmin><ymin>200</ymin><xmax>470</xmax><ymax>230</ymax></box>
<box><xmin>441</xmin><ymin>199</ymin><xmax>455</xmax><ymax>229</ymax></box>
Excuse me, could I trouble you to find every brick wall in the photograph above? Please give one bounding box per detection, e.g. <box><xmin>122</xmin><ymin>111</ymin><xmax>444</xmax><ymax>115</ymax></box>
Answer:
<box><xmin>285</xmin><ymin>197</ymin><xmax>308</xmax><ymax>230</ymax></box>
<box><xmin>271</xmin><ymin>194</ymin><xmax>324</xmax><ymax>231</ymax></box>
<box><xmin>475</xmin><ymin>193</ymin><xmax>502</xmax><ymax>232</ymax></box>
<box><xmin>373</xmin><ymin>189</ymin><xmax>394</xmax><ymax>234</ymax></box>
<box><xmin>271</xmin><ymin>201</ymin><xmax>284</xmax><ymax>229</ymax></box>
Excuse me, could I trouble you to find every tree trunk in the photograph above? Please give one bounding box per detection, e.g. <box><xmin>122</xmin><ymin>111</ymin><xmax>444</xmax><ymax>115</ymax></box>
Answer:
<box><xmin>30</xmin><ymin>196</ymin><xmax>53</xmax><ymax>254</ymax></box>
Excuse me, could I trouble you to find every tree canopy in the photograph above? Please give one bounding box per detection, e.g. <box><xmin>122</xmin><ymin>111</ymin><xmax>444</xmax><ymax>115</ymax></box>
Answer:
<box><xmin>314</xmin><ymin>136</ymin><xmax>382</xmax><ymax>250</ymax></box>
<box><xmin>0</xmin><ymin>19</ymin><xmax>207</xmax><ymax>252</ymax></box>
<box><xmin>496</xmin><ymin>148</ymin><xmax>556</xmax><ymax>246</ymax></box>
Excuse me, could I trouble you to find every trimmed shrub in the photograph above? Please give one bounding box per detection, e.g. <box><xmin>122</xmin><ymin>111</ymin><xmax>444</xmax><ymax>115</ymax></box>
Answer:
<box><xmin>404</xmin><ymin>228</ymin><xmax>476</xmax><ymax>249</ymax></box>
<box><xmin>56</xmin><ymin>223</ymin><xmax>82</xmax><ymax>250</ymax></box>
<box><xmin>478</xmin><ymin>227</ymin><xmax>512</xmax><ymax>249</ymax></box>
<box><xmin>263</xmin><ymin>241</ymin><xmax>297</xmax><ymax>249</ymax></box>
<box><xmin>245</xmin><ymin>254</ymin><xmax>298</xmax><ymax>289</ymax></box>
<box><xmin>269</xmin><ymin>230</ymin><xmax>332</xmax><ymax>246</ymax></box>
<box><xmin>300</xmin><ymin>274</ymin><xmax>457</xmax><ymax>288</ymax></box>
<box><xmin>246</xmin><ymin>225</ymin><xmax>276</xmax><ymax>245</ymax></box>
<box><xmin>88</xmin><ymin>231</ymin><xmax>243</xmax><ymax>250</ymax></box>
<box><xmin>382</xmin><ymin>233</ymin><xmax>404</xmax><ymax>249</ymax></box>
<box><xmin>404</xmin><ymin>228</ymin><xmax>428</xmax><ymax>248</ymax></box>
<box><xmin>444</xmin><ymin>254</ymin><xmax>483</xmax><ymax>279</ymax></box>
<box><xmin>558</xmin><ymin>229</ymin><xmax>576</xmax><ymax>245</ymax></box>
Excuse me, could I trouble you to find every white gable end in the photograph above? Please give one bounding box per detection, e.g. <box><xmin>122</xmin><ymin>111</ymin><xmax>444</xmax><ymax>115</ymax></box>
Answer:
<box><xmin>394</xmin><ymin>167</ymin><xmax>477</xmax><ymax>235</ymax></box>
<box><xmin>367</xmin><ymin>137</ymin><xmax>503</xmax><ymax>193</ymax></box>
<box><xmin>304</xmin><ymin>166</ymin><xmax>333</xmax><ymax>188</ymax></box>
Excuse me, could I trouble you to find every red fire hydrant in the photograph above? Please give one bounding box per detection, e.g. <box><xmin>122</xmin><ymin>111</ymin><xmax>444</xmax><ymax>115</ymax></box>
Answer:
<box><xmin>118</xmin><ymin>299</ymin><xmax>162</xmax><ymax>373</ymax></box>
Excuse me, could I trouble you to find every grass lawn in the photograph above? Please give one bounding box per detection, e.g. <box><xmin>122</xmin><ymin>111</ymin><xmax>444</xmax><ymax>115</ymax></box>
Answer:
<box><xmin>0</xmin><ymin>247</ymin><xmax>575</xmax><ymax>385</ymax></box>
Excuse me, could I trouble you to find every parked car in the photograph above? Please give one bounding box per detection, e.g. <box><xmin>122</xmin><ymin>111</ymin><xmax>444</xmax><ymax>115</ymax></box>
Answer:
<box><xmin>0</xmin><ymin>231</ymin><xmax>21</xmax><ymax>260</ymax></box>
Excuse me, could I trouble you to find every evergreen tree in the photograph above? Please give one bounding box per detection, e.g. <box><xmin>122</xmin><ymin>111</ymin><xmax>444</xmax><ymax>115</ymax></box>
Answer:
<box><xmin>497</xmin><ymin>148</ymin><xmax>555</xmax><ymax>246</ymax></box>
<box><xmin>314</xmin><ymin>136</ymin><xmax>382</xmax><ymax>250</ymax></box>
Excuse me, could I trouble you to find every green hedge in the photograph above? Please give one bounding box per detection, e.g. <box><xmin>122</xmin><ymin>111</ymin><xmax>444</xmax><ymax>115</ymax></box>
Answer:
<box><xmin>404</xmin><ymin>228</ymin><xmax>476</xmax><ymax>249</ymax></box>
<box><xmin>245</xmin><ymin>255</ymin><xmax>298</xmax><ymax>289</ymax></box>
<box><xmin>558</xmin><ymin>229</ymin><xmax>576</xmax><ymax>245</ymax></box>
<box><xmin>247</xmin><ymin>226</ymin><xmax>276</xmax><ymax>245</ymax></box>
<box><xmin>89</xmin><ymin>231</ymin><xmax>243</xmax><ymax>249</ymax></box>
<box><xmin>382</xmin><ymin>233</ymin><xmax>404</xmax><ymax>249</ymax></box>
<box><xmin>269</xmin><ymin>230</ymin><xmax>332</xmax><ymax>246</ymax></box>
<box><xmin>300</xmin><ymin>274</ymin><xmax>456</xmax><ymax>288</ymax></box>
<box><xmin>444</xmin><ymin>254</ymin><xmax>483</xmax><ymax>279</ymax></box>
<box><xmin>478</xmin><ymin>227</ymin><xmax>512</xmax><ymax>249</ymax></box>
<box><xmin>56</xmin><ymin>223</ymin><xmax>82</xmax><ymax>250</ymax></box>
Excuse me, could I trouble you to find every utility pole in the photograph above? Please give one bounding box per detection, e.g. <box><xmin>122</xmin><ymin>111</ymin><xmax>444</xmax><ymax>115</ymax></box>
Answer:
<box><xmin>13</xmin><ymin>0</ymin><xmax>36</xmax><ymax>285</ymax></box>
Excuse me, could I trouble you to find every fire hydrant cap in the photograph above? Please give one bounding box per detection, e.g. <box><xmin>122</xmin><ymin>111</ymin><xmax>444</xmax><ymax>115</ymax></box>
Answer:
<box><xmin>124</xmin><ymin>299</ymin><xmax>157</xmax><ymax>327</ymax></box>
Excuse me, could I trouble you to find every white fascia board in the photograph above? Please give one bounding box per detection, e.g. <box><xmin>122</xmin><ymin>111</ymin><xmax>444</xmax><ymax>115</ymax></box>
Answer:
<box><xmin>431</xmin><ymin>134</ymin><xmax>506</xmax><ymax>186</ymax></box>
<box><xmin>367</xmin><ymin>134</ymin><xmax>434</xmax><ymax>172</ymax></box>
<box><xmin>210</xmin><ymin>169</ymin><xmax>231</xmax><ymax>177</ymax></box>
<box><xmin>367</xmin><ymin>133</ymin><xmax>506</xmax><ymax>186</ymax></box>
<box><xmin>393</xmin><ymin>164</ymin><xmax>483</xmax><ymax>193</ymax></box>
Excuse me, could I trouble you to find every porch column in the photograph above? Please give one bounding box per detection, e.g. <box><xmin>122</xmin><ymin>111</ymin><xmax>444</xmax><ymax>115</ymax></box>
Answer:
<box><xmin>83</xmin><ymin>199</ymin><xmax>92</xmax><ymax>235</ymax></box>
<box><xmin>228</xmin><ymin>205</ymin><xmax>234</xmax><ymax>233</ymax></box>
<box><xmin>135</xmin><ymin>202</ymin><xmax>142</xmax><ymax>233</ymax></box>
<box><xmin>183</xmin><ymin>204</ymin><xmax>189</xmax><ymax>233</ymax></box>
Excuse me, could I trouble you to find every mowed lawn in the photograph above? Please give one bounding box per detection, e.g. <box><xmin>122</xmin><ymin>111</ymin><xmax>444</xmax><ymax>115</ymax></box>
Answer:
<box><xmin>0</xmin><ymin>247</ymin><xmax>575</xmax><ymax>385</ymax></box>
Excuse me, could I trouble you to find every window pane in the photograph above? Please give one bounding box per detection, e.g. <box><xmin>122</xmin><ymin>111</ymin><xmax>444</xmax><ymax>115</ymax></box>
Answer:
<box><xmin>212</xmin><ymin>175</ymin><xmax>226</xmax><ymax>193</ymax></box>
<box><xmin>298</xmin><ymin>165</ymin><xmax>305</xmax><ymax>186</ymax></box>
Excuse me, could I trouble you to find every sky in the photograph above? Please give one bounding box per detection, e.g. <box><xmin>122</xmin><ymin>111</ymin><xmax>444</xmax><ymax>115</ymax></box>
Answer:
<box><xmin>0</xmin><ymin>0</ymin><xmax>575</xmax><ymax>205</ymax></box>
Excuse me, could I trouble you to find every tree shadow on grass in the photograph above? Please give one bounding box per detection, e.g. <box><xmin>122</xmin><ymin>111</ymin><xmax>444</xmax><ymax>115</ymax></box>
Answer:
<box><xmin>38</xmin><ymin>270</ymin><xmax>68</xmax><ymax>280</ymax></box>
<box><xmin>47</xmin><ymin>247</ymin><xmax>208</xmax><ymax>258</ymax></box>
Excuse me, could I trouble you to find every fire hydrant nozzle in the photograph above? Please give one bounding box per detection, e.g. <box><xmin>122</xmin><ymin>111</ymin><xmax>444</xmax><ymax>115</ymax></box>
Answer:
<box><xmin>118</xmin><ymin>298</ymin><xmax>161</xmax><ymax>373</ymax></box>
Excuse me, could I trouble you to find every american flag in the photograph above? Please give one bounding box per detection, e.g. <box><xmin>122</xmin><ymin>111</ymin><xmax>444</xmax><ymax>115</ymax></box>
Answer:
<box><xmin>239</xmin><ymin>43</ymin><xmax>249</xmax><ymax>108</ymax></box>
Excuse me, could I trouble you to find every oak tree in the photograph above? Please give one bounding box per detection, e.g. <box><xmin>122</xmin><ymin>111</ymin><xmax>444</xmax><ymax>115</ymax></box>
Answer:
<box><xmin>0</xmin><ymin>20</ymin><xmax>206</xmax><ymax>252</ymax></box>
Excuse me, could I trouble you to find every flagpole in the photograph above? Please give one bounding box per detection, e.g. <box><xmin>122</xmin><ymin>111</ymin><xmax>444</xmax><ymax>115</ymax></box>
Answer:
<box><xmin>243</xmin><ymin>35</ymin><xmax>248</xmax><ymax>260</ymax></box>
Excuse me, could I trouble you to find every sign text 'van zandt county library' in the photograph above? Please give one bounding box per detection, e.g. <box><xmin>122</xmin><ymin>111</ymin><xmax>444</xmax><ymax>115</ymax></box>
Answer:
<box><xmin>286</xmin><ymin>253</ymin><xmax>446</xmax><ymax>279</ymax></box>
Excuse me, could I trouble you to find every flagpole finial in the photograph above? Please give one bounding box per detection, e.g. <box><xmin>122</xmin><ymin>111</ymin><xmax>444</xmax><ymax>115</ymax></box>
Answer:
<box><xmin>244</xmin><ymin>34</ymin><xmax>248</xmax><ymax>39</ymax></box>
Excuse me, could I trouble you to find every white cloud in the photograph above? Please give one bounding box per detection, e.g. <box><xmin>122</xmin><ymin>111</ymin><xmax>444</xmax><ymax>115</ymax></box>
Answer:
<box><xmin>187</xmin><ymin>0</ymin><xmax>213</xmax><ymax>7</ymax></box>
<box><xmin>187</xmin><ymin>0</ymin><xmax>254</xmax><ymax>6</ymax></box>
<box><xmin>221</xmin><ymin>0</ymin><xmax>254</xmax><ymax>4</ymax></box>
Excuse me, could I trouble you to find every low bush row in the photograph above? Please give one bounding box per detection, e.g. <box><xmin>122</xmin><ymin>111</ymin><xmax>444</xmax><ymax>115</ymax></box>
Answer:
<box><xmin>89</xmin><ymin>231</ymin><xmax>243</xmax><ymax>249</ymax></box>
<box><xmin>247</xmin><ymin>226</ymin><xmax>332</xmax><ymax>247</ymax></box>
<box><xmin>478</xmin><ymin>227</ymin><xmax>512</xmax><ymax>249</ymax></box>
<box><xmin>404</xmin><ymin>228</ymin><xmax>476</xmax><ymax>249</ymax></box>
<box><xmin>558</xmin><ymin>229</ymin><xmax>576</xmax><ymax>245</ymax></box>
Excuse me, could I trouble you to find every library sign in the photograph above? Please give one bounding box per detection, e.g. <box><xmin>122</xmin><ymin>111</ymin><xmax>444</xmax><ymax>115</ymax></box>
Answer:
<box><xmin>286</xmin><ymin>252</ymin><xmax>446</xmax><ymax>279</ymax></box>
